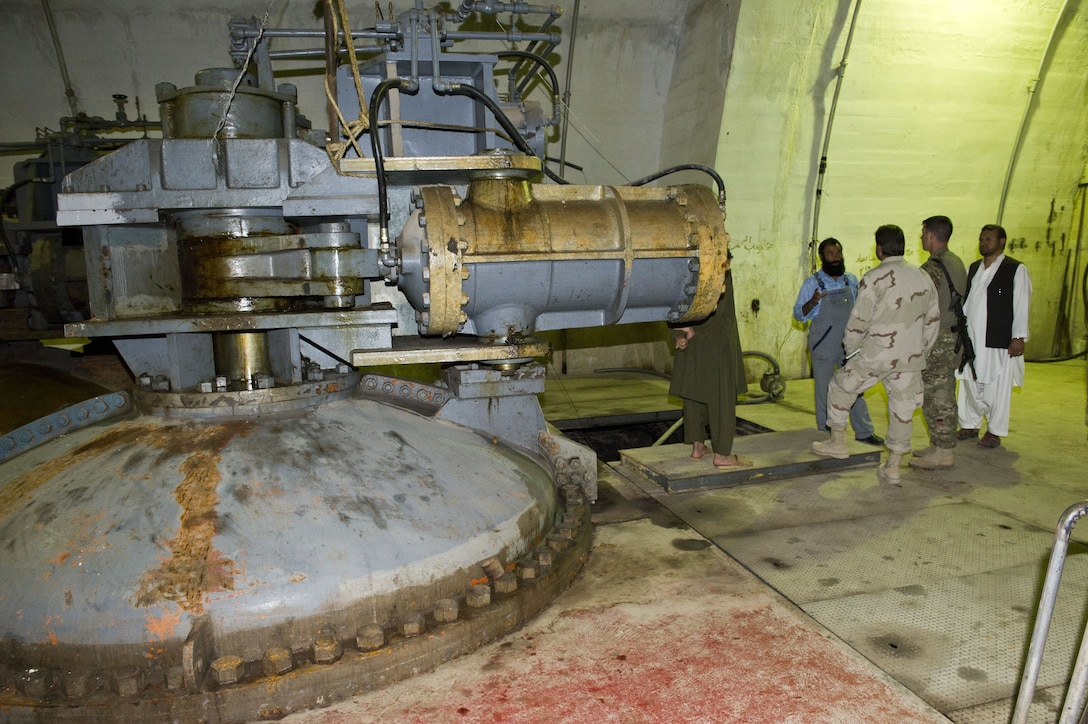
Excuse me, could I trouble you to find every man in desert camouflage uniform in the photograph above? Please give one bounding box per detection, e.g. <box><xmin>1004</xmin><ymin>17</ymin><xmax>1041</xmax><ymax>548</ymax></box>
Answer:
<box><xmin>909</xmin><ymin>215</ymin><xmax>967</xmax><ymax>470</ymax></box>
<box><xmin>811</xmin><ymin>224</ymin><xmax>940</xmax><ymax>483</ymax></box>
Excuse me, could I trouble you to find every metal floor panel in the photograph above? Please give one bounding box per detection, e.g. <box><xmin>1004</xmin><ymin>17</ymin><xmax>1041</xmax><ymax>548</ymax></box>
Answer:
<box><xmin>660</xmin><ymin>466</ymin><xmax>963</xmax><ymax>538</ymax></box>
<box><xmin>619</xmin><ymin>430</ymin><xmax>880</xmax><ymax>493</ymax></box>
<box><xmin>711</xmin><ymin>502</ymin><xmax>1070</xmax><ymax>604</ymax></box>
<box><xmin>804</xmin><ymin>557</ymin><xmax>1088</xmax><ymax>714</ymax></box>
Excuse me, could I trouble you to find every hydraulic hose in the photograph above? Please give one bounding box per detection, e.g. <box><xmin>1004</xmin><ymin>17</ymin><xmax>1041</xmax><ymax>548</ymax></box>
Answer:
<box><xmin>629</xmin><ymin>163</ymin><xmax>727</xmax><ymax>211</ymax></box>
<box><xmin>496</xmin><ymin>50</ymin><xmax>561</xmax><ymax>125</ymax></box>
<box><xmin>369</xmin><ymin>78</ymin><xmax>419</xmax><ymax>257</ymax></box>
<box><xmin>443</xmin><ymin>82</ymin><xmax>569</xmax><ymax>184</ymax></box>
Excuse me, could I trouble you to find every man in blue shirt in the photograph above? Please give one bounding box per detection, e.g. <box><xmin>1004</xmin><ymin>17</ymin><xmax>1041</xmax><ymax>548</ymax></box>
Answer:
<box><xmin>793</xmin><ymin>238</ymin><xmax>883</xmax><ymax>445</ymax></box>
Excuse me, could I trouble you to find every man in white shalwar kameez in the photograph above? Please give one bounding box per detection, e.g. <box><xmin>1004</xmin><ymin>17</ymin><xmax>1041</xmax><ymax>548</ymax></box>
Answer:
<box><xmin>955</xmin><ymin>224</ymin><xmax>1032</xmax><ymax>449</ymax></box>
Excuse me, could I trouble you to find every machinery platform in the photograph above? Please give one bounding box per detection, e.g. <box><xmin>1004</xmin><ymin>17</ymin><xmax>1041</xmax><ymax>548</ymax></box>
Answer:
<box><xmin>619</xmin><ymin>429</ymin><xmax>880</xmax><ymax>493</ymax></box>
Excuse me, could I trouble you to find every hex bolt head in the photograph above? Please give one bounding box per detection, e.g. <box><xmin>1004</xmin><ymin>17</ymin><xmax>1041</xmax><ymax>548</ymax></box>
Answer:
<box><xmin>433</xmin><ymin>598</ymin><xmax>460</xmax><ymax>623</ymax></box>
<box><xmin>518</xmin><ymin>558</ymin><xmax>539</xmax><ymax>580</ymax></box>
<box><xmin>535</xmin><ymin>546</ymin><xmax>553</xmax><ymax>568</ymax></box>
<box><xmin>357</xmin><ymin>624</ymin><xmax>385</xmax><ymax>651</ymax></box>
<box><xmin>402</xmin><ymin>612</ymin><xmax>425</xmax><ymax>637</ymax></box>
<box><xmin>313</xmin><ymin>635</ymin><xmax>342</xmax><ymax>664</ymax></box>
<box><xmin>494</xmin><ymin>572</ymin><xmax>518</xmax><ymax>594</ymax></box>
<box><xmin>199</xmin><ymin>380</ymin><xmax>214</xmax><ymax>393</ymax></box>
<box><xmin>480</xmin><ymin>557</ymin><xmax>504</xmax><ymax>580</ymax></box>
<box><xmin>62</xmin><ymin>669</ymin><xmax>89</xmax><ymax>698</ymax></box>
<box><xmin>336</xmin><ymin>363</ymin><xmax>352</xmax><ymax>374</ymax></box>
<box><xmin>20</xmin><ymin>667</ymin><xmax>50</xmax><ymax>698</ymax></box>
<box><xmin>210</xmin><ymin>655</ymin><xmax>243</xmax><ymax>687</ymax></box>
<box><xmin>547</xmin><ymin>534</ymin><xmax>570</xmax><ymax>552</ymax></box>
<box><xmin>466</xmin><ymin>583</ymin><xmax>491</xmax><ymax>609</ymax></box>
<box><xmin>164</xmin><ymin>665</ymin><xmax>184</xmax><ymax>692</ymax></box>
<box><xmin>113</xmin><ymin>664</ymin><xmax>143</xmax><ymax>696</ymax></box>
<box><xmin>263</xmin><ymin>647</ymin><xmax>293</xmax><ymax>676</ymax></box>
<box><xmin>558</xmin><ymin>524</ymin><xmax>575</xmax><ymax>540</ymax></box>
<box><xmin>562</xmin><ymin>484</ymin><xmax>582</xmax><ymax>501</ymax></box>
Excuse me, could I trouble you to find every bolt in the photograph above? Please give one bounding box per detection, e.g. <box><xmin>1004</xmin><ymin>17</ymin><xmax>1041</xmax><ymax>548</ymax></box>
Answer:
<box><xmin>518</xmin><ymin>558</ymin><xmax>539</xmax><ymax>580</ymax></box>
<box><xmin>558</xmin><ymin>524</ymin><xmax>575</xmax><ymax>540</ymax></box>
<box><xmin>402</xmin><ymin>612</ymin><xmax>424</xmax><ymax>637</ymax></box>
<box><xmin>210</xmin><ymin>656</ymin><xmax>243</xmax><ymax>687</ymax></box>
<box><xmin>337</xmin><ymin>363</ymin><xmax>352</xmax><ymax>374</ymax></box>
<box><xmin>263</xmin><ymin>647</ymin><xmax>293</xmax><ymax>676</ymax></box>
<box><xmin>535</xmin><ymin>546</ymin><xmax>553</xmax><ymax>568</ymax></box>
<box><xmin>466</xmin><ymin>584</ymin><xmax>491</xmax><ymax>609</ymax></box>
<box><xmin>562</xmin><ymin>484</ymin><xmax>582</xmax><ymax>501</ymax></box>
<box><xmin>151</xmin><ymin>375</ymin><xmax>170</xmax><ymax>392</ymax></box>
<box><xmin>164</xmin><ymin>665</ymin><xmax>184</xmax><ymax>692</ymax></box>
<box><xmin>199</xmin><ymin>380</ymin><xmax>214</xmax><ymax>393</ymax></box>
<box><xmin>480</xmin><ymin>557</ymin><xmax>504</xmax><ymax>580</ymax></box>
<box><xmin>313</xmin><ymin>635</ymin><xmax>342</xmax><ymax>664</ymax></box>
<box><xmin>215</xmin><ymin>375</ymin><xmax>228</xmax><ymax>391</ymax></box>
<box><xmin>62</xmin><ymin>669</ymin><xmax>89</xmax><ymax>698</ymax></box>
<box><xmin>138</xmin><ymin>373</ymin><xmax>152</xmax><ymax>389</ymax></box>
<box><xmin>113</xmin><ymin>665</ymin><xmax>142</xmax><ymax>696</ymax></box>
<box><xmin>547</xmin><ymin>534</ymin><xmax>570</xmax><ymax>552</ymax></box>
<box><xmin>357</xmin><ymin>625</ymin><xmax>385</xmax><ymax>651</ymax></box>
<box><xmin>20</xmin><ymin>668</ymin><xmax>50</xmax><ymax>697</ymax></box>
<box><xmin>494</xmin><ymin>572</ymin><xmax>518</xmax><ymax>594</ymax></box>
<box><xmin>254</xmin><ymin>373</ymin><xmax>275</xmax><ymax>390</ymax></box>
<box><xmin>433</xmin><ymin>598</ymin><xmax>459</xmax><ymax>623</ymax></box>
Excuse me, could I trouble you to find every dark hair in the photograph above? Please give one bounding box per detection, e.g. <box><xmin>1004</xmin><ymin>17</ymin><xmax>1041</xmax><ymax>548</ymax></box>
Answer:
<box><xmin>817</xmin><ymin>237</ymin><xmax>842</xmax><ymax>258</ymax></box>
<box><xmin>980</xmin><ymin>223</ymin><xmax>1007</xmax><ymax>241</ymax></box>
<box><xmin>922</xmin><ymin>215</ymin><xmax>953</xmax><ymax>243</ymax></box>
<box><xmin>874</xmin><ymin>224</ymin><xmax>905</xmax><ymax>256</ymax></box>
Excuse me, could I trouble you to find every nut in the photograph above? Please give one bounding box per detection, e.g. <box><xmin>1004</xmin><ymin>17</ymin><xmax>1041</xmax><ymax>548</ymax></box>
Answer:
<box><xmin>466</xmin><ymin>584</ymin><xmax>491</xmax><ymax>609</ymax></box>
<box><xmin>402</xmin><ymin>612</ymin><xmax>424</xmax><ymax>637</ymax></box>
<box><xmin>313</xmin><ymin>635</ymin><xmax>342</xmax><ymax>664</ymax></box>
<box><xmin>263</xmin><ymin>647</ymin><xmax>293</xmax><ymax>676</ymax></box>
<box><xmin>210</xmin><ymin>656</ymin><xmax>243</xmax><ymax>687</ymax></box>
<box><xmin>357</xmin><ymin>624</ymin><xmax>385</xmax><ymax>651</ymax></box>
<box><xmin>433</xmin><ymin>598</ymin><xmax>459</xmax><ymax>623</ymax></box>
<box><xmin>494</xmin><ymin>572</ymin><xmax>518</xmax><ymax>594</ymax></box>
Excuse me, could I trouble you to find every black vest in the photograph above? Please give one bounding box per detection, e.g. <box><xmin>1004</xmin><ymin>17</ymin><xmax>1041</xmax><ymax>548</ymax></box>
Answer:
<box><xmin>964</xmin><ymin>256</ymin><xmax>1022</xmax><ymax>349</ymax></box>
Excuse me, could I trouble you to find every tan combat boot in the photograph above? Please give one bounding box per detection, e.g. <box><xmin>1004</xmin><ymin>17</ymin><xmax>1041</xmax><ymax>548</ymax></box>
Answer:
<box><xmin>877</xmin><ymin>451</ymin><xmax>904</xmax><ymax>483</ymax></box>
<box><xmin>811</xmin><ymin>426</ymin><xmax>849</xmax><ymax>459</ymax></box>
<box><xmin>908</xmin><ymin>446</ymin><xmax>953</xmax><ymax>470</ymax></box>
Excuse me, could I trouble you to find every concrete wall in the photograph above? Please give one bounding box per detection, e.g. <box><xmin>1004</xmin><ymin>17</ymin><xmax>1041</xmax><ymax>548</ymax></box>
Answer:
<box><xmin>719</xmin><ymin>0</ymin><xmax>1088</xmax><ymax>377</ymax></box>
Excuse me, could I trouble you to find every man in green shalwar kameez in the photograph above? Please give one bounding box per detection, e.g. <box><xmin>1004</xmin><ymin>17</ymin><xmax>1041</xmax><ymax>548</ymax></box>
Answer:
<box><xmin>669</xmin><ymin>268</ymin><xmax>749</xmax><ymax>467</ymax></box>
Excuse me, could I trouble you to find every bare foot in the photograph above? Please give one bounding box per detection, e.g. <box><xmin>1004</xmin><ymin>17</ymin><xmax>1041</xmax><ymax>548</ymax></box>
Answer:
<box><xmin>713</xmin><ymin>453</ymin><xmax>751</xmax><ymax>468</ymax></box>
<box><xmin>690</xmin><ymin>441</ymin><xmax>707</xmax><ymax>460</ymax></box>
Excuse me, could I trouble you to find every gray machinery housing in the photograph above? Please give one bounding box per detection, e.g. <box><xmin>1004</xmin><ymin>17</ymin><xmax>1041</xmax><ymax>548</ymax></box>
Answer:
<box><xmin>0</xmin><ymin>2</ymin><xmax>732</xmax><ymax>721</ymax></box>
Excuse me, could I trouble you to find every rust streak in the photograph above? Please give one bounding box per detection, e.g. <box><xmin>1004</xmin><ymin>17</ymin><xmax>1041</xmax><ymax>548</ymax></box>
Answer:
<box><xmin>131</xmin><ymin>421</ymin><xmax>252</xmax><ymax>615</ymax></box>
<box><xmin>0</xmin><ymin>423</ymin><xmax>150</xmax><ymax>514</ymax></box>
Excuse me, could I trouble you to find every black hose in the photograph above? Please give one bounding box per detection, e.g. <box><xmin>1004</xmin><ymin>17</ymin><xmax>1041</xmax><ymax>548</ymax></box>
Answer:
<box><xmin>368</xmin><ymin>78</ymin><xmax>416</xmax><ymax>242</ymax></box>
<box><xmin>495</xmin><ymin>50</ymin><xmax>560</xmax><ymax>122</ymax></box>
<box><xmin>444</xmin><ymin>82</ymin><xmax>569</xmax><ymax>185</ymax></box>
<box><xmin>629</xmin><ymin>163</ymin><xmax>727</xmax><ymax>209</ymax></box>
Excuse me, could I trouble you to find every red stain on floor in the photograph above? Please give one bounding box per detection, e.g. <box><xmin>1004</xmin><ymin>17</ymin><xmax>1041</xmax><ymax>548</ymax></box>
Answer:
<box><xmin>298</xmin><ymin>601</ymin><xmax>938</xmax><ymax>723</ymax></box>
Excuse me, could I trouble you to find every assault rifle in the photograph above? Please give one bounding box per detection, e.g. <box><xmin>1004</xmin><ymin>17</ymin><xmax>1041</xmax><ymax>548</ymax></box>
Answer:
<box><xmin>932</xmin><ymin>258</ymin><xmax>976</xmax><ymax>377</ymax></box>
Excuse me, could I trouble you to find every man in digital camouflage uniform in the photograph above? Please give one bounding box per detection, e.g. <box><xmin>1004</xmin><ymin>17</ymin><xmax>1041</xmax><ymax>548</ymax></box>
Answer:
<box><xmin>909</xmin><ymin>215</ymin><xmax>967</xmax><ymax>470</ymax></box>
<box><xmin>811</xmin><ymin>224</ymin><xmax>940</xmax><ymax>483</ymax></box>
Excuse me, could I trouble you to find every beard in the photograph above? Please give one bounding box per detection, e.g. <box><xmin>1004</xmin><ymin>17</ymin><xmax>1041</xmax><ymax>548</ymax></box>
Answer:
<box><xmin>821</xmin><ymin>260</ymin><xmax>846</xmax><ymax>277</ymax></box>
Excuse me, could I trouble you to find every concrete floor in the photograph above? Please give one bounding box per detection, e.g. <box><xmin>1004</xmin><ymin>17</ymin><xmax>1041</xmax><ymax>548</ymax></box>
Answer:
<box><xmin>276</xmin><ymin>358</ymin><xmax>1088</xmax><ymax>723</ymax></box>
<box><xmin>3</xmin><ymin>349</ymin><xmax>1086</xmax><ymax>722</ymax></box>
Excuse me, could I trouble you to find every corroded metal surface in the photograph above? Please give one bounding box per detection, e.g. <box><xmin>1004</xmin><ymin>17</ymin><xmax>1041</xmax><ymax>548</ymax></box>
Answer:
<box><xmin>399</xmin><ymin>180</ymin><xmax>729</xmax><ymax>336</ymax></box>
<box><xmin>0</xmin><ymin>396</ymin><xmax>586</xmax><ymax>721</ymax></box>
<box><xmin>0</xmin><ymin>391</ymin><xmax>132</xmax><ymax>463</ymax></box>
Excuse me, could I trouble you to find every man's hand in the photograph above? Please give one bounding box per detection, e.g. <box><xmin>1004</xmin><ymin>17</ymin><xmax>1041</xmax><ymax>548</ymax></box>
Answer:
<box><xmin>801</xmin><ymin>289</ymin><xmax>827</xmax><ymax>316</ymax></box>
<box><xmin>675</xmin><ymin>327</ymin><xmax>695</xmax><ymax>351</ymax></box>
<box><xmin>1008</xmin><ymin>338</ymin><xmax>1025</xmax><ymax>357</ymax></box>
